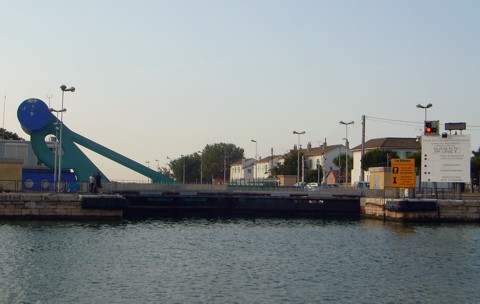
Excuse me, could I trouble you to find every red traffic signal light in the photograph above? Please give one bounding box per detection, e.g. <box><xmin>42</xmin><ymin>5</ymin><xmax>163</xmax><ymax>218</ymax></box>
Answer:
<box><xmin>424</xmin><ymin>120</ymin><xmax>439</xmax><ymax>135</ymax></box>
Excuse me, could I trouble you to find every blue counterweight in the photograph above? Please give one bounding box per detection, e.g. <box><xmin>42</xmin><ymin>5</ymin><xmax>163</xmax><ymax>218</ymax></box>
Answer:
<box><xmin>17</xmin><ymin>98</ymin><xmax>175</xmax><ymax>183</ymax></box>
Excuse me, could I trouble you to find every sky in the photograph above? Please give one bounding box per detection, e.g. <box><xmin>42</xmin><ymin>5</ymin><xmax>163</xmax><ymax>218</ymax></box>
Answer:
<box><xmin>1</xmin><ymin>1</ymin><xmax>479</xmax><ymax>181</ymax></box>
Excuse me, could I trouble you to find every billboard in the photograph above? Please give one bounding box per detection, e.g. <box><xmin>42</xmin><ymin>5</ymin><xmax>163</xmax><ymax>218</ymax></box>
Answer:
<box><xmin>421</xmin><ymin>135</ymin><xmax>471</xmax><ymax>183</ymax></box>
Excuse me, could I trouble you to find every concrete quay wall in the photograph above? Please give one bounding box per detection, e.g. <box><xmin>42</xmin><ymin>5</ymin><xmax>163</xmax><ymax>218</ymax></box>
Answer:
<box><xmin>0</xmin><ymin>193</ymin><xmax>123</xmax><ymax>220</ymax></box>
<box><xmin>361</xmin><ymin>198</ymin><xmax>480</xmax><ymax>222</ymax></box>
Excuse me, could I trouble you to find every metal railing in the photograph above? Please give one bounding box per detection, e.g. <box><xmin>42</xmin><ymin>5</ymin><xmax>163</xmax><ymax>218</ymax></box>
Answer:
<box><xmin>0</xmin><ymin>179</ymin><xmax>470</xmax><ymax>200</ymax></box>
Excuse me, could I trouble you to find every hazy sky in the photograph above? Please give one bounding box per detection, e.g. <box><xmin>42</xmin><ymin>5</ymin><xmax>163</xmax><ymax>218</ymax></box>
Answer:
<box><xmin>1</xmin><ymin>1</ymin><xmax>479</xmax><ymax>181</ymax></box>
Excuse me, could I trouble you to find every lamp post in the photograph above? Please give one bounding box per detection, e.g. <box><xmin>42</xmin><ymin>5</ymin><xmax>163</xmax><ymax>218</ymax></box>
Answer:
<box><xmin>50</xmin><ymin>107</ymin><xmax>66</xmax><ymax>191</ymax></box>
<box><xmin>251</xmin><ymin>139</ymin><xmax>257</xmax><ymax>183</ymax></box>
<box><xmin>339</xmin><ymin>121</ymin><xmax>354</xmax><ymax>187</ymax></box>
<box><xmin>293</xmin><ymin>131</ymin><xmax>305</xmax><ymax>184</ymax></box>
<box><xmin>145</xmin><ymin>161</ymin><xmax>151</xmax><ymax>183</ymax></box>
<box><xmin>416</xmin><ymin>103</ymin><xmax>432</xmax><ymax>121</ymax></box>
<box><xmin>57</xmin><ymin>84</ymin><xmax>75</xmax><ymax>192</ymax></box>
<box><xmin>416</xmin><ymin>103</ymin><xmax>432</xmax><ymax>194</ymax></box>
<box><xmin>223</xmin><ymin>149</ymin><xmax>227</xmax><ymax>184</ymax></box>
<box><xmin>181</xmin><ymin>155</ymin><xmax>186</xmax><ymax>184</ymax></box>
<box><xmin>197</xmin><ymin>151</ymin><xmax>203</xmax><ymax>184</ymax></box>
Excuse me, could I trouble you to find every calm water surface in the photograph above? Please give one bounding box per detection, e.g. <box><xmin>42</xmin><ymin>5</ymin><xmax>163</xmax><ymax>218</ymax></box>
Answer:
<box><xmin>0</xmin><ymin>218</ymin><xmax>479</xmax><ymax>303</ymax></box>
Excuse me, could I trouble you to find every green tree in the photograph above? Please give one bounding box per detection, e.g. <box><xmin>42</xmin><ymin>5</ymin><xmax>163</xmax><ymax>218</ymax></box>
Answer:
<box><xmin>158</xmin><ymin>166</ymin><xmax>172</xmax><ymax>179</ymax></box>
<box><xmin>169</xmin><ymin>153</ymin><xmax>202</xmax><ymax>184</ymax></box>
<box><xmin>305</xmin><ymin>168</ymin><xmax>322</xmax><ymax>183</ymax></box>
<box><xmin>360</xmin><ymin>149</ymin><xmax>399</xmax><ymax>171</ymax></box>
<box><xmin>271</xmin><ymin>149</ymin><xmax>303</xmax><ymax>176</ymax></box>
<box><xmin>471</xmin><ymin>148</ymin><xmax>480</xmax><ymax>187</ymax></box>
<box><xmin>407</xmin><ymin>150</ymin><xmax>422</xmax><ymax>173</ymax></box>
<box><xmin>333</xmin><ymin>153</ymin><xmax>353</xmax><ymax>172</ymax></box>
<box><xmin>170</xmin><ymin>143</ymin><xmax>244</xmax><ymax>183</ymax></box>
<box><xmin>0</xmin><ymin>128</ymin><xmax>24</xmax><ymax>140</ymax></box>
<box><xmin>201</xmin><ymin>143</ymin><xmax>244</xmax><ymax>182</ymax></box>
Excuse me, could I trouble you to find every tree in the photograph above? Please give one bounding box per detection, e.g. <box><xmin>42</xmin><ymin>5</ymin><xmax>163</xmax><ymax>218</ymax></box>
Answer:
<box><xmin>158</xmin><ymin>166</ymin><xmax>172</xmax><ymax>179</ymax></box>
<box><xmin>471</xmin><ymin>148</ymin><xmax>480</xmax><ymax>187</ymax></box>
<box><xmin>169</xmin><ymin>143</ymin><xmax>244</xmax><ymax>183</ymax></box>
<box><xmin>169</xmin><ymin>153</ymin><xmax>202</xmax><ymax>184</ymax></box>
<box><xmin>305</xmin><ymin>168</ymin><xmax>322</xmax><ymax>183</ymax></box>
<box><xmin>361</xmin><ymin>149</ymin><xmax>399</xmax><ymax>171</ymax></box>
<box><xmin>201</xmin><ymin>143</ymin><xmax>244</xmax><ymax>182</ymax></box>
<box><xmin>0</xmin><ymin>128</ymin><xmax>24</xmax><ymax>140</ymax></box>
<box><xmin>407</xmin><ymin>151</ymin><xmax>422</xmax><ymax>173</ymax></box>
<box><xmin>271</xmin><ymin>149</ymin><xmax>303</xmax><ymax>176</ymax></box>
<box><xmin>333</xmin><ymin>153</ymin><xmax>353</xmax><ymax>172</ymax></box>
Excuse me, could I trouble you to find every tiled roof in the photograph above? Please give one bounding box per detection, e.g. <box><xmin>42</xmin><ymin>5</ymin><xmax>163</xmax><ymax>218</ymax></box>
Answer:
<box><xmin>230</xmin><ymin>158</ymin><xmax>255</xmax><ymax>168</ymax></box>
<box><xmin>350</xmin><ymin>137</ymin><xmax>420</xmax><ymax>151</ymax></box>
<box><xmin>302</xmin><ymin>144</ymin><xmax>342</xmax><ymax>157</ymax></box>
<box><xmin>257</xmin><ymin>155</ymin><xmax>282</xmax><ymax>163</ymax></box>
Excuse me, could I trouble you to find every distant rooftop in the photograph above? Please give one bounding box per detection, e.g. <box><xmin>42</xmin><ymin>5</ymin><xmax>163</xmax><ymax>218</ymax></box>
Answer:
<box><xmin>350</xmin><ymin>137</ymin><xmax>420</xmax><ymax>151</ymax></box>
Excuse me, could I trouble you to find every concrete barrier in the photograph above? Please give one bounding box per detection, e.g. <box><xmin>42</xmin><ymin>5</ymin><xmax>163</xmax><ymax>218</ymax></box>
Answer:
<box><xmin>0</xmin><ymin>193</ymin><xmax>123</xmax><ymax>220</ymax></box>
<box><xmin>362</xmin><ymin>197</ymin><xmax>480</xmax><ymax>222</ymax></box>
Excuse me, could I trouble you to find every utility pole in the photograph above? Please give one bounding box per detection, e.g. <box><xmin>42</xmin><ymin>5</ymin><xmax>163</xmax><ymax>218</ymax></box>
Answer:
<box><xmin>361</xmin><ymin>115</ymin><xmax>366</xmax><ymax>182</ymax></box>
<box><xmin>2</xmin><ymin>94</ymin><xmax>5</xmax><ymax>140</ymax></box>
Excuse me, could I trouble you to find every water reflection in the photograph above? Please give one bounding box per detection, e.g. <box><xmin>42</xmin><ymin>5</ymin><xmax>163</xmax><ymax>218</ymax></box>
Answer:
<box><xmin>1</xmin><ymin>219</ymin><xmax>479</xmax><ymax>303</ymax></box>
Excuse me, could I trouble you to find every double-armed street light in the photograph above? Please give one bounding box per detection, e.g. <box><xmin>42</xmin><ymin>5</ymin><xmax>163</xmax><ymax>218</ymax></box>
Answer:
<box><xmin>57</xmin><ymin>84</ymin><xmax>75</xmax><ymax>192</ymax></box>
<box><xmin>50</xmin><ymin>107</ymin><xmax>66</xmax><ymax>191</ymax></box>
<box><xmin>339</xmin><ymin>121</ymin><xmax>354</xmax><ymax>187</ymax></box>
<box><xmin>197</xmin><ymin>151</ymin><xmax>203</xmax><ymax>184</ymax></box>
<box><xmin>416</xmin><ymin>103</ymin><xmax>432</xmax><ymax>192</ymax></box>
<box><xmin>293</xmin><ymin>131</ymin><xmax>305</xmax><ymax>184</ymax></box>
<box><xmin>416</xmin><ymin>103</ymin><xmax>433</xmax><ymax>121</ymax></box>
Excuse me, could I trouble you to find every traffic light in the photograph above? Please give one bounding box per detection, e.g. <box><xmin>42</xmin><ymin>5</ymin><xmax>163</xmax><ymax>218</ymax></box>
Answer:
<box><xmin>424</xmin><ymin>120</ymin><xmax>439</xmax><ymax>135</ymax></box>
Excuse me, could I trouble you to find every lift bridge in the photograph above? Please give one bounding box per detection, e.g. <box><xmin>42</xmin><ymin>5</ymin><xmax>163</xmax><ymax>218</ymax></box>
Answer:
<box><xmin>17</xmin><ymin>98</ymin><xmax>175</xmax><ymax>184</ymax></box>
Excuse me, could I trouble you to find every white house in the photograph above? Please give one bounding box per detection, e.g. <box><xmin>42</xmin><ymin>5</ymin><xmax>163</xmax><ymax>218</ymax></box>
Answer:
<box><xmin>303</xmin><ymin>142</ymin><xmax>348</xmax><ymax>184</ymax></box>
<box><xmin>254</xmin><ymin>155</ymin><xmax>283</xmax><ymax>180</ymax></box>
<box><xmin>229</xmin><ymin>158</ymin><xmax>256</xmax><ymax>184</ymax></box>
<box><xmin>350</xmin><ymin>137</ymin><xmax>421</xmax><ymax>186</ymax></box>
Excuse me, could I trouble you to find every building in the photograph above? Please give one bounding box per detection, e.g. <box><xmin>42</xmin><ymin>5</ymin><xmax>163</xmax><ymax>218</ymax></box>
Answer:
<box><xmin>350</xmin><ymin>137</ymin><xmax>421</xmax><ymax>186</ymax></box>
<box><xmin>229</xmin><ymin>158</ymin><xmax>256</xmax><ymax>184</ymax></box>
<box><xmin>302</xmin><ymin>142</ymin><xmax>347</xmax><ymax>184</ymax></box>
<box><xmin>253</xmin><ymin>155</ymin><xmax>283</xmax><ymax>180</ymax></box>
<box><xmin>229</xmin><ymin>141</ymin><xmax>348</xmax><ymax>185</ymax></box>
<box><xmin>0</xmin><ymin>139</ymin><xmax>44</xmax><ymax>167</ymax></box>
<box><xmin>0</xmin><ymin>139</ymin><xmax>78</xmax><ymax>191</ymax></box>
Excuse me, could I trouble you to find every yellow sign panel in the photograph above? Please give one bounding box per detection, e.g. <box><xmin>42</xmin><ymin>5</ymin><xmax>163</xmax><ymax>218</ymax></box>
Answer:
<box><xmin>390</xmin><ymin>158</ymin><xmax>416</xmax><ymax>188</ymax></box>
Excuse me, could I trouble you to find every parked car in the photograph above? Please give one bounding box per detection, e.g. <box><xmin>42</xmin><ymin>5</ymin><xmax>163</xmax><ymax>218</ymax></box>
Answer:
<box><xmin>306</xmin><ymin>182</ymin><xmax>320</xmax><ymax>190</ymax></box>
<box><xmin>293</xmin><ymin>181</ymin><xmax>307</xmax><ymax>188</ymax></box>
<box><xmin>321</xmin><ymin>183</ymin><xmax>339</xmax><ymax>188</ymax></box>
<box><xmin>354</xmin><ymin>181</ymin><xmax>370</xmax><ymax>189</ymax></box>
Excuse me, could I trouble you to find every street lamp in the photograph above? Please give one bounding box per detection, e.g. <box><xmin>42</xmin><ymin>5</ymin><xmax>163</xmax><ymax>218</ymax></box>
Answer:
<box><xmin>339</xmin><ymin>121</ymin><xmax>354</xmax><ymax>187</ymax></box>
<box><xmin>251</xmin><ymin>139</ymin><xmax>257</xmax><ymax>183</ymax></box>
<box><xmin>416</xmin><ymin>103</ymin><xmax>432</xmax><ymax>193</ymax></box>
<box><xmin>50</xmin><ymin>107</ymin><xmax>66</xmax><ymax>191</ymax></box>
<box><xmin>293</xmin><ymin>131</ymin><xmax>305</xmax><ymax>183</ymax></box>
<box><xmin>416</xmin><ymin>103</ymin><xmax>433</xmax><ymax>121</ymax></box>
<box><xmin>181</xmin><ymin>155</ymin><xmax>186</xmax><ymax>184</ymax></box>
<box><xmin>197</xmin><ymin>151</ymin><xmax>203</xmax><ymax>184</ymax></box>
<box><xmin>57</xmin><ymin>84</ymin><xmax>75</xmax><ymax>192</ymax></box>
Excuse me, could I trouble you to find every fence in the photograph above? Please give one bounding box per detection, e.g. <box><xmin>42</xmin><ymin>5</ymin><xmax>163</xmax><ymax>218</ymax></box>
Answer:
<box><xmin>0</xmin><ymin>179</ymin><xmax>469</xmax><ymax>199</ymax></box>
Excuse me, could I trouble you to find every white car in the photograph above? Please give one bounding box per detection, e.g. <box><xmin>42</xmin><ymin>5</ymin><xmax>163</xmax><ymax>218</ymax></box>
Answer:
<box><xmin>306</xmin><ymin>182</ymin><xmax>320</xmax><ymax>190</ymax></box>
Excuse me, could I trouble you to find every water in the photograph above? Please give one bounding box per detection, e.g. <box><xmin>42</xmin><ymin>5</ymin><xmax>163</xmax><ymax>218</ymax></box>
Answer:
<box><xmin>1</xmin><ymin>218</ymin><xmax>479</xmax><ymax>304</ymax></box>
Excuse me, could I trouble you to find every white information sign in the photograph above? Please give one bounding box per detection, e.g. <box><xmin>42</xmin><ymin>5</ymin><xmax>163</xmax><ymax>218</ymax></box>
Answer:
<box><xmin>421</xmin><ymin>135</ymin><xmax>471</xmax><ymax>183</ymax></box>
